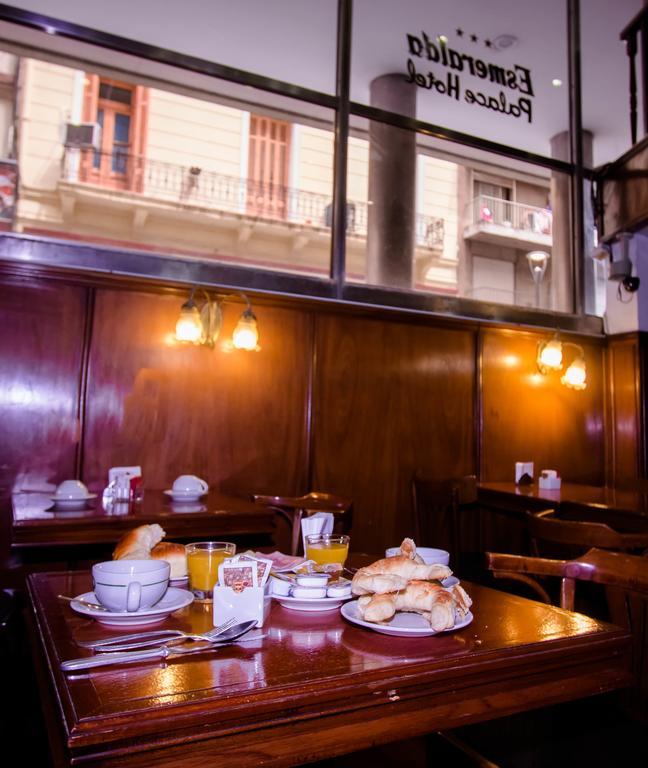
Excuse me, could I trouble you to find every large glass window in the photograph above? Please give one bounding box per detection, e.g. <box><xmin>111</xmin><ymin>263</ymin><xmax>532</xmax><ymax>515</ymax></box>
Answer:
<box><xmin>9</xmin><ymin>50</ymin><xmax>335</xmax><ymax>276</ymax></box>
<box><xmin>351</xmin><ymin>0</ymin><xmax>570</xmax><ymax>160</ymax></box>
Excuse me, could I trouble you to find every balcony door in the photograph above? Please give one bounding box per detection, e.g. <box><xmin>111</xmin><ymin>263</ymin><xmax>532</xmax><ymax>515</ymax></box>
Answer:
<box><xmin>247</xmin><ymin>115</ymin><xmax>290</xmax><ymax>220</ymax></box>
<box><xmin>81</xmin><ymin>76</ymin><xmax>148</xmax><ymax>191</ymax></box>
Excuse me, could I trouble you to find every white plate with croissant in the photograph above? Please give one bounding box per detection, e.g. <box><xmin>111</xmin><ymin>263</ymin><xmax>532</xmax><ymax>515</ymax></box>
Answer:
<box><xmin>342</xmin><ymin>538</ymin><xmax>474</xmax><ymax>636</ymax></box>
<box><xmin>341</xmin><ymin>600</ymin><xmax>473</xmax><ymax>637</ymax></box>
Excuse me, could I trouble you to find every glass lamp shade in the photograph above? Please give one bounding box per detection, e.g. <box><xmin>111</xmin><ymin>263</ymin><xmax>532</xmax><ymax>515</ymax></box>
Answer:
<box><xmin>175</xmin><ymin>303</ymin><xmax>203</xmax><ymax>343</ymax></box>
<box><xmin>561</xmin><ymin>358</ymin><xmax>587</xmax><ymax>390</ymax></box>
<box><xmin>232</xmin><ymin>310</ymin><xmax>258</xmax><ymax>350</ymax></box>
<box><xmin>537</xmin><ymin>339</ymin><xmax>563</xmax><ymax>371</ymax></box>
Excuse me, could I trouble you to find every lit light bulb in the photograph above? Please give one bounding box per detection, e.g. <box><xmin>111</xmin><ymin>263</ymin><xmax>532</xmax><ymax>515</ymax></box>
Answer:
<box><xmin>175</xmin><ymin>303</ymin><xmax>202</xmax><ymax>343</ymax></box>
<box><xmin>537</xmin><ymin>339</ymin><xmax>563</xmax><ymax>371</ymax></box>
<box><xmin>561</xmin><ymin>358</ymin><xmax>587</xmax><ymax>390</ymax></box>
<box><xmin>232</xmin><ymin>309</ymin><xmax>258</xmax><ymax>350</ymax></box>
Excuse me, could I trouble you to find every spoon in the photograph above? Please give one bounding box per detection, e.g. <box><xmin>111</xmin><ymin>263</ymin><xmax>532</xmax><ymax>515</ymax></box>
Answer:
<box><xmin>58</xmin><ymin>594</ymin><xmax>109</xmax><ymax>612</ymax></box>
<box><xmin>60</xmin><ymin>620</ymin><xmax>260</xmax><ymax>672</ymax></box>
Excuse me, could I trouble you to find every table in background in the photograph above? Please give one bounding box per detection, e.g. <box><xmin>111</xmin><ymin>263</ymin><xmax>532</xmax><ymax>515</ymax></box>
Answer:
<box><xmin>26</xmin><ymin>569</ymin><xmax>632</xmax><ymax>768</ymax></box>
<box><xmin>11</xmin><ymin>491</ymin><xmax>275</xmax><ymax>549</ymax></box>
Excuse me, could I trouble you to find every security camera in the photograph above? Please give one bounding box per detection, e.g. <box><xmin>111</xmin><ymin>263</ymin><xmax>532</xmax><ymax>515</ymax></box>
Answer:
<box><xmin>623</xmin><ymin>275</ymin><xmax>641</xmax><ymax>293</ymax></box>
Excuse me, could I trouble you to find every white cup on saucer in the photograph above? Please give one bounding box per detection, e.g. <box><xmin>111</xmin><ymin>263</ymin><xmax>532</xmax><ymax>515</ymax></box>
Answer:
<box><xmin>51</xmin><ymin>479</ymin><xmax>96</xmax><ymax>510</ymax></box>
<box><xmin>167</xmin><ymin>475</ymin><xmax>209</xmax><ymax>501</ymax></box>
<box><xmin>385</xmin><ymin>546</ymin><xmax>450</xmax><ymax>566</ymax></box>
<box><xmin>92</xmin><ymin>560</ymin><xmax>170</xmax><ymax>612</ymax></box>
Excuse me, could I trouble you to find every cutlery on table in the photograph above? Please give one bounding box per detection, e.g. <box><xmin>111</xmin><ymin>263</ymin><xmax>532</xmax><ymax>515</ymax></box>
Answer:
<box><xmin>61</xmin><ymin>620</ymin><xmax>259</xmax><ymax>671</ymax></box>
<box><xmin>58</xmin><ymin>595</ymin><xmax>108</xmax><ymax>611</ymax></box>
<box><xmin>84</xmin><ymin>618</ymin><xmax>241</xmax><ymax>652</ymax></box>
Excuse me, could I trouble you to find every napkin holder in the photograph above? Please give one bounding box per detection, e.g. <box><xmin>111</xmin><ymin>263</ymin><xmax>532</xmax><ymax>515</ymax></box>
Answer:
<box><xmin>212</xmin><ymin>583</ymin><xmax>271</xmax><ymax>628</ymax></box>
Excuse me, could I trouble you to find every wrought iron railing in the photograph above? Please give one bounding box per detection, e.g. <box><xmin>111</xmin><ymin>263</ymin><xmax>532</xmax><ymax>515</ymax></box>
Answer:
<box><xmin>468</xmin><ymin>194</ymin><xmax>552</xmax><ymax>238</ymax></box>
<box><xmin>62</xmin><ymin>148</ymin><xmax>444</xmax><ymax>249</ymax></box>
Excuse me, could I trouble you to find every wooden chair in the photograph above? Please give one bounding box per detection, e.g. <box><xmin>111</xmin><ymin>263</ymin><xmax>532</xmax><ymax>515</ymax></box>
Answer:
<box><xmin>411</xmin><ymin>473</ymin><xmax>478</xmax><ymax>573</ymax></box>
<box><xmin>527</xmin><ymin>507</ymin><xmax>648</xmax><ymax>557</ymax></box>
<box><xmin>486</xmin><ymin>547</ymin><xmax>648</xmax><ymax>611</ymax></box>
<box><xmin>252</xmin><ymin>491</ymin><xmax>353</xmax><ymax>555</ymax></box>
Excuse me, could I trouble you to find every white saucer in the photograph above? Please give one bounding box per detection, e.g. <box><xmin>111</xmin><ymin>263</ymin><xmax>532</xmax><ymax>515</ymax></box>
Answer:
<box><xmin>273</xmin><ymin>593</ymin><xmax>351</xmax><ymax>612</ymax></box>
<box><xmin>340</xmin><ymin>600</ymin><xmax>473</xmax><ymax>637</ymax></box>
<box><xmin>164</xmin><ymin>489</ymin><xmax>205</xmax><ymax>502</ymax></box>
<box><xmin>49</xmin><ymin>494</ymin><xmax>97</xmax><ymax>510</ymax></box>
<box><xmin>70</xmin><ymin>587</ymin><xmax>194</xmax><ymax>626</ymax></box>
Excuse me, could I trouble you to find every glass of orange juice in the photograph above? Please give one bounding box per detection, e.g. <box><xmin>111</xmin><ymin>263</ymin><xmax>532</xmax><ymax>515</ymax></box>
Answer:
<box><xmin>305</xmin><ymin>534</ymin><xmax>350</xmax><ymax>568</ymax></box>
<box><xmin>186</xmin><ymin>541</ymin><xmax>236</xmax><ymax>600</ymax></box>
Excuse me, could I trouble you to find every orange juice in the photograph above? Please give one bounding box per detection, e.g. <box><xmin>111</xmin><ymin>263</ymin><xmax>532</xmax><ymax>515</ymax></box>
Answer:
<box><xmin>186</xmin><ymin>542</ymin><xmax>236</xmax><ymax>598</ymax></box>
<box><xmin>306</xmin><ymin>539</ymin><xmax>349</xmax><ymax>566</ymax></box>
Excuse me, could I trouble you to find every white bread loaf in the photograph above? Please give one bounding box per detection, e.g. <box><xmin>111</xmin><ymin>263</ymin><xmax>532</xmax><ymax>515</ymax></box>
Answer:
<box><xmin>113</xmin><ymin>524</ymin><xmax>165</xmax><ymax>560</ymax></box>
<box><xmin>150</xmin><ymin>542</ymin><xmax>187</xmax><ymax>579</ymax></box>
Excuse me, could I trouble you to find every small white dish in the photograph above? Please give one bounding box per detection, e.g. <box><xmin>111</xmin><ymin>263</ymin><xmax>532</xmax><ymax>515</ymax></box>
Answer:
<box><xmin>49</xmin><ymin>494</ymin><xmax>97</xmax><ymax>510</ymax></box>
<box><xmin>69</xmin><ymin>587</ymin><xmax>194</xmax><ymax>626</ymax></box>
<box><xmin>273</xmin><ymin>593</ymin><xmax>351</xmax><ymax>612</ymax></box>
<box><xmin>341</xmin><ymin>600</ymin><xmax>473</xmax><ymax>637</ymax></box>
<box><xmin>164</xmin><ymin>489</ymin><xmax>206</xmax><ymax>502</ymax></box>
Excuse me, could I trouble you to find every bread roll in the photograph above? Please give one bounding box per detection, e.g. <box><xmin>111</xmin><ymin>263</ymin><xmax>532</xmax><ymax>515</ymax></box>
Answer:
<box><xmin>357</xmin><ymin>593</ymin><xmax>397</xmax><ymax>623</ymax></box>
<box><xmin>113</xmin><ymin>524</ymin><xmax>165</xmax><ymax>560</ymax></box>
<box><xmin>151</xmin><ymin>541</ymin><xmax>187</xmax><ymax>579</ymax></box>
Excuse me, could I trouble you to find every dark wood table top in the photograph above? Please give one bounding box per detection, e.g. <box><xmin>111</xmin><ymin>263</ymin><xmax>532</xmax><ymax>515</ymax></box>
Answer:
<box><xmin>478</xmin><ymin>481</ymin><xmax>648</xmax><ymax>526</ymax></box>
<box><xmin>12</xmin><ymin>490</ymin><xmax>275</xmax><ymax>547</ymax></box>
<box><xmin>27</xmin><ymin>568</ymin><xmax>632</xmax><ymax>768</ymax></box>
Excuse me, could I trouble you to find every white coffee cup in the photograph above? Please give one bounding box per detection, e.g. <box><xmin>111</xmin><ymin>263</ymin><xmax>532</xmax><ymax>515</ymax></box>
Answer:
<box><xmin>385</xmin><ymin>546</ymin><xmax>450</xmax><ymax>566</ymax></box>
<box><xmin>92</xmin><ymin>560</ymin><xmax>170</xmax><ymax>612</ymax></box>
<box><xmin>172</xmin><ymin>475</ymin><xmax>209</xmax><ymax>495</ymax></box>
<box><xmin>55</xmin><ymin>479</ymin><xmax>90</xmax><ymax>499</ymax></box>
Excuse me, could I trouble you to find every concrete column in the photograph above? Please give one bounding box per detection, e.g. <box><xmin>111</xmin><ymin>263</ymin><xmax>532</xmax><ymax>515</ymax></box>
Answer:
<box><xmin>549</xmin><ymin>130</ymin><xmax>593</xmax><ymax>313</ymax></box>
<box><xmin>367</xmin><ymin>74</ymin><xmax>417</xmax><ymax>288</ymax></box>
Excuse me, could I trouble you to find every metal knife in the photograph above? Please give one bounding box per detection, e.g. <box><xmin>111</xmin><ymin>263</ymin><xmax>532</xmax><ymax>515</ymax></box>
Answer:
<box><xmin>61</xmin><ymin>641</ymin><xmax>215</xmax><ymax>672</ymax></box>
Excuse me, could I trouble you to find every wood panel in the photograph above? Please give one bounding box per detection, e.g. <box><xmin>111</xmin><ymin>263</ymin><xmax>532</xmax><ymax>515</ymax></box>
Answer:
<box><xmin>606</xmin><ymin>334</ymin><xmax>642</xmax><ymax>487</ymax></box>
<box><xmin>481</xmin><ymin>328</ymin><xmax>606</xmax><ymax>485</ymax></box>
<box><xmin>312</xmin><ymin>315</ymin><xmax>475</xmax><ymax>554</ymax></box>
<box><xmin>0</xmin><ymin>279</ymin><xmax>85</xmax><ymax>494</ymax></box>
<box><xmin>82</xmin><ymin>289</ymin><xmax>311</xmax><ymax>497</ymax></box>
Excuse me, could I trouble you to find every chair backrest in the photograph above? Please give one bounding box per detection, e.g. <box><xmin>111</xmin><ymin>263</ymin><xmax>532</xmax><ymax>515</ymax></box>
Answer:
<box><xmin>252</xmin><ymin>491</ymin><xmax>353</xmax><ymax>556</ymax></box>
<box><xmin>527</xmin><ymin>508</ymin><xmax>648</xmax><ymax>556</ymax></box>
<box><xmin>486</xmin><ymin>548</ymin><xmax>648</xmax><ymax>611</ymax></box>
<box><xmin>411</xmin><ymin>474</ymin><xmax>477</xmax><ymax>563</ymax></box>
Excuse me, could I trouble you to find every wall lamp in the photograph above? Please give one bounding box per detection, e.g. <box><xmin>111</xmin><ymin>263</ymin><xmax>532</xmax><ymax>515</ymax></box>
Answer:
<box><xmin>174</xmin><ymin>287</ymin><xmax>259</xmax><ymax>351</ymax></box>
<box><xmin>536</xmin><ymin>334</ymin><xmax>587</xmax><ymax>390</ymax></box>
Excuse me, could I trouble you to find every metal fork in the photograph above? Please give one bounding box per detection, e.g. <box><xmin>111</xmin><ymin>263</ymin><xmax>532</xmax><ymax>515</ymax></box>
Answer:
<box><xmin>79</xmin><ymin>617</ymin><xmax>237</xmax><ymax>651</ymax></box>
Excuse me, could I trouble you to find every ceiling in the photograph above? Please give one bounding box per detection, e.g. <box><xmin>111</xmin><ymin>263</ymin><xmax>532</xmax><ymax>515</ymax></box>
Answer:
<box><xmin>1</xmin><ymin>0</ymin><xmax>644</xmax><ymax>167</ymax></box>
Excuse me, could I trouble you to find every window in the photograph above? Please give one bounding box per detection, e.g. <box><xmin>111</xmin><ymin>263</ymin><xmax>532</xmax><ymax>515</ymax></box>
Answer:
<box><xmin>80</xmin><ymin>76</ymin><xmax>148</xmax><ymax>191</ymax></box>
<box><xmin>247</xmin><ymin>115</ymin><xmax>291</xmax><ymax>220</ymax></box>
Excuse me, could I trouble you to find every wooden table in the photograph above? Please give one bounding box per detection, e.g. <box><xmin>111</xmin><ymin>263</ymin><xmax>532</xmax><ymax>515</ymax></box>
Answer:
<box><xmin>477</xmin><ymin>481</ymin><xmax>648</xmax><ymax>533</ymax></box>
<box><xmin>27</xmin><ymin>570</ymin><xmax>632</xmax><ymax>767</ymax></box>
<box><xmin>11</xmin><ymin>491</ymin><xmax>275</xmax><ymax>548</ymax></box>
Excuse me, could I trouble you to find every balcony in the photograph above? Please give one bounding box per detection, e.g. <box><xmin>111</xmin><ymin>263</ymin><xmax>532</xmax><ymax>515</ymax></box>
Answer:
<box><xmin>59</xmin><ymin>149</ymin><xmax>444</xmax><ymax>252</ymax></box>
<box><xmin>463</xmin><ymin>194</ymin><xmax>553</xmax><ymax>251</ymax></box>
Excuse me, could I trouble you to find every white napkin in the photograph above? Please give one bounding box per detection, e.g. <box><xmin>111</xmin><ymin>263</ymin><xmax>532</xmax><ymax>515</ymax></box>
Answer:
<box><xmin>301</xmin><ymin>512</ymin><xmax>334</xmax><ymax>556</ymax></box>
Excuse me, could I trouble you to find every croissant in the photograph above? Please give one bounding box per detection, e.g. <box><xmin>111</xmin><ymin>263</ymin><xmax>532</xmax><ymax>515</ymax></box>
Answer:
<box><xmin>357</xmin><ymin>581</ymin><xmax>457</xmax><ymax>631</ymax></box>
<box><xmin>398</xmin><ymin>538</ymin><xmax>425</xmax><ymax>563</ymax></box>
<box><xmin>353</xmin><ymin>557</ymin><xmax>451</xmax><ymax>583</ymax></box>
<box><xmin>113</xmin><ymin>523</ymin><xmax>165</xmax><ymax>560</ymax></box>
<box><xmin>447</xmin><ymin>583</ymin><xmax>473</xmax><ymax>618</ymax></box>
<box><xmin>351</xmin><ymin>572</ymin><xmax>409</xmax><ymax>595</ymax></box>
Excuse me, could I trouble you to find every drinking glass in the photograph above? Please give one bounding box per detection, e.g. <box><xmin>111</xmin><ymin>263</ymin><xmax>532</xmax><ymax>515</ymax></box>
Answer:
<box><xmin>186</xmin><ymin>541</ymin><xmax>236</xmax><ymax>600</ymax></box>
<box><xmin>305</xmin><ymin>534</ymin><xmax>350</xmax><ymax>568</ymax></box>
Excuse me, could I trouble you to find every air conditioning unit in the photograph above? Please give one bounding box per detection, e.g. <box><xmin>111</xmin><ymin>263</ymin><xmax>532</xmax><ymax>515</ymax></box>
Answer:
<box><xmin>63</xmin><ymin>122</ymin><xmax>100</xmax><ymax>149</ymax></box>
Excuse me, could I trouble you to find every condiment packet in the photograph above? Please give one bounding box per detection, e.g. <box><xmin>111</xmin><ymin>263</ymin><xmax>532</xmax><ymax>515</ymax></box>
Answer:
<box><xmin>218</xmin><ymin>559</ymin><xmax>258</xmax><ymax>592</ymax></box>
<box><xmin>239</xmin><ymin>554</ymin><xmax>273</xmax><ymax>586</ymax></box>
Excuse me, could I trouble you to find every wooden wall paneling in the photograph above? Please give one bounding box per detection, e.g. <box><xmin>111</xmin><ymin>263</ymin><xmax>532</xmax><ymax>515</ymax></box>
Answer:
<box><xmin>311</xmin><ymin>314</ymin><xmax>475</xmax><ymax>555</ymax></box>
<box><xmin>480</xmin><ymin>328</ymin><xmax>606</xmax><ymax>485</ymax></box>
<box><xmin>0</xmin><ymin>279</ymin><xmax>86</xmax><ymax>494</ymax></box>
<box><xmin>606</xmin><ymin>334</ymin><xmax>642</xmax><ymax>487</ymax></box>
<box><xmin>82</xmin><ymin>289</ymin><xmax>312</xmax><ymax>498</ymax></box>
